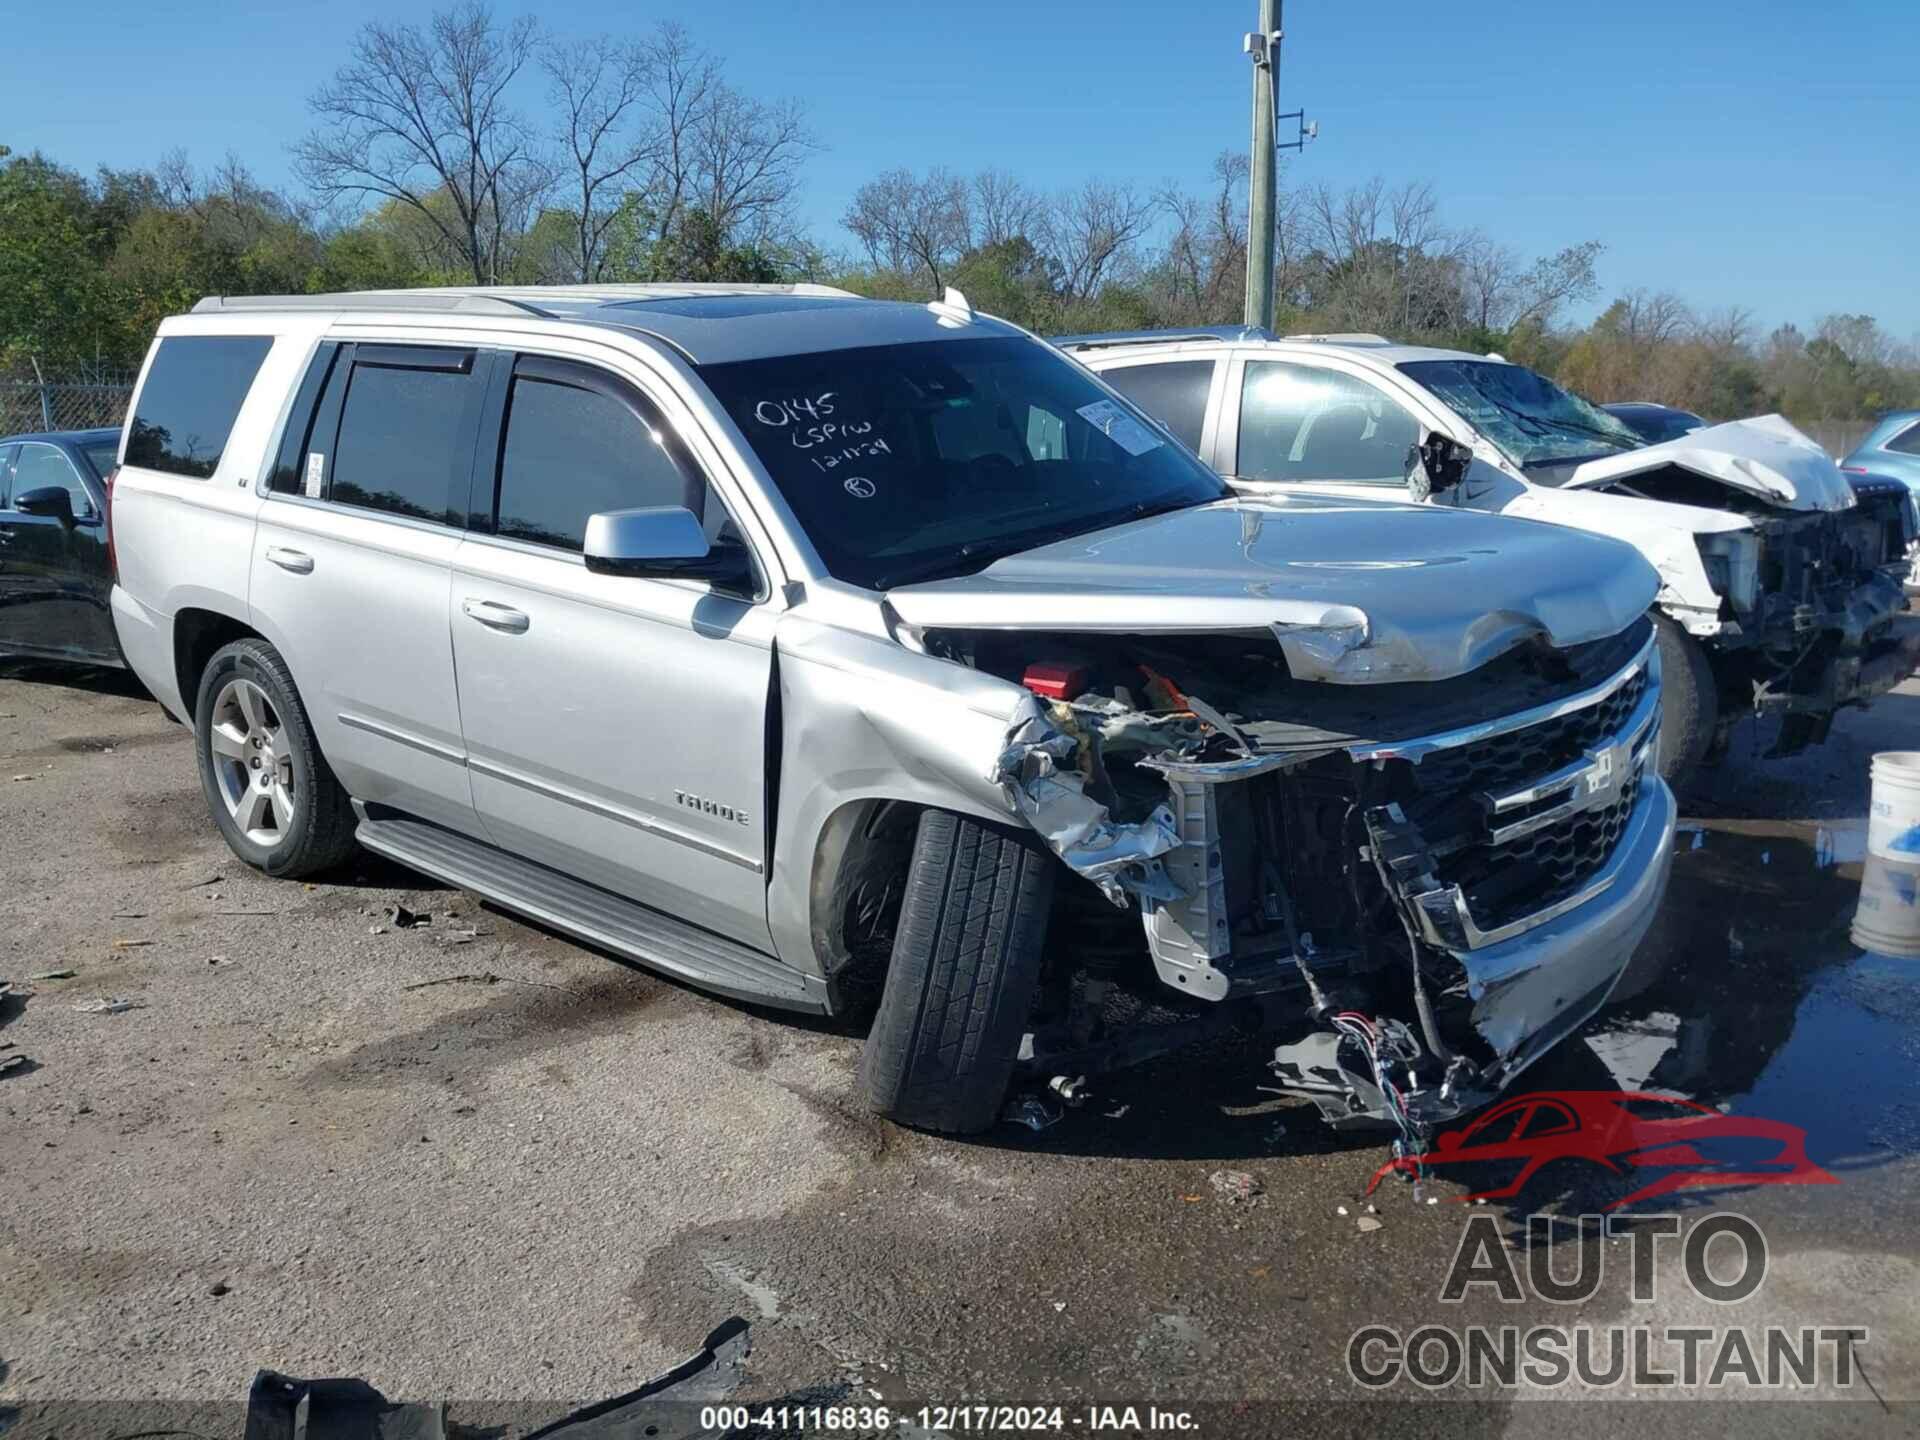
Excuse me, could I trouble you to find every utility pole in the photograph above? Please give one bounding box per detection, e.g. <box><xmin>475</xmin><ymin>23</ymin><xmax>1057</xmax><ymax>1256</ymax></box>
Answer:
<box><xmin>1243</xmin><ymin>0</ymin><xmax>1280</xmax><ymax>332</ymax></box>
<box><xmin>1244</xmin><ymin>3</ymin><xmax>1314</xmax><ymax>331</ymax></box>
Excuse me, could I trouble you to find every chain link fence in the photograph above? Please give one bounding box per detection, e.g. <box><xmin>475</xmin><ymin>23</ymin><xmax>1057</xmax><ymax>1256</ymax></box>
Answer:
<box><xmin>1</xmin><ymin>376</ymin><xmax>137</xmax><ymax>438</ymax></box>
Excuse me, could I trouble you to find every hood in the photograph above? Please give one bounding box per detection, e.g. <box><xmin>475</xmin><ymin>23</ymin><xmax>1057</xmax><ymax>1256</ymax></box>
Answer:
<box><xmin>886</xmin><ymin>494</ymin><xmax>1659</xmax><ymax>684</ymax></box>
<box><xmin>1563</xmin><ymin>413</ymin><xmax>1854</xmax><ymax>512</ymax></box>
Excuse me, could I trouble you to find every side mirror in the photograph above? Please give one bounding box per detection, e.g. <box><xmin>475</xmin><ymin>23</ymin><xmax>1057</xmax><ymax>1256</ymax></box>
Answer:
<box><xmin>1406</xmin><ymin>432</ymin><xmax>1473</xmax><ymax>501</ymax></box>
<box><xmin>583</xmin><ymin>505</ymin><xmax>756</xmax><ymax>594</ymax></box>
<box><xmin>14</xmin><ymin>485</ymin><xmax>77</xmax><ymax>526</ymax></box>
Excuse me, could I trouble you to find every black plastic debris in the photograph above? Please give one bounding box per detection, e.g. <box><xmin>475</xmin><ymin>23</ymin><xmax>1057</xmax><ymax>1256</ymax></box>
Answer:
<box><xmin>242</xmin><ymin>1318</ymin><xmax>751</xmax><ymax>1440</ymax></box>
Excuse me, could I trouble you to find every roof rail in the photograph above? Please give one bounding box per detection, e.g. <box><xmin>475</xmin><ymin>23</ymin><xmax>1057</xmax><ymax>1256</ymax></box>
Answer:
<box><xmin>1050</xmin><ymin>325</ymin><xmax>1274</xmax><ymax>350</ymax></box>
<box><xmin>192</xmin><ymin>291</ymin><xmax>557</xmax><ymax>318</ymax></box>
<box><xmin>1282</xmin><ymin>332</ymin><xmax>1393</xmax><ymax>345</ymax></box>
<box><xmin>190</xmin><ymin>281</ymin><xmax>860</xmax><ymax>319</ymax></box>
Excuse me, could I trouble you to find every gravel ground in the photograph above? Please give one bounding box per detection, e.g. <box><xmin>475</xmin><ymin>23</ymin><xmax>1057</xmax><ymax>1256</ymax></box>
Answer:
<box><xmin>2</xmin><ymin>659</ymin><xmax>1917</xmax><ymax>1437</ymax></box>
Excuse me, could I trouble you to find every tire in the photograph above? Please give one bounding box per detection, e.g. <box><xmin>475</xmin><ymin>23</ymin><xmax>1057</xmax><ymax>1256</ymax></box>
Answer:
<box><xmin>192</xmin><ymin>637</ymin><xmax>358</xmax><ymax>878</ymax></box>
<box><xmin>858</xmin><ymin>810</ymin><xmax>1056</xmax><ymax>1134</ymax></box>
<box><xmin>1653</xmin><ymin>613</ymin><xmax>1717</xmax><ymax>789</ymax></box>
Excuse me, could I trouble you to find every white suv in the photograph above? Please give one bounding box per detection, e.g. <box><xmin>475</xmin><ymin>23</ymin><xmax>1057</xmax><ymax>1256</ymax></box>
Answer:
<box><xmin>1066</xmin><ymin>328</ymin><xmax>1919</xmax><ymax>781</ymax></box>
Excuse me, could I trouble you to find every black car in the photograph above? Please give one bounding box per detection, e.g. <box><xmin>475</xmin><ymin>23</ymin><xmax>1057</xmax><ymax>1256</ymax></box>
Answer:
<box><xmin>1599</xmin><ymin>402</ymin><xmax>1705</xmax><ymax>445</ymax></box>
<box><xmin>0</xmin><ymin>427</ymin><xmax>123</xmax><ymax>666</ymax></box>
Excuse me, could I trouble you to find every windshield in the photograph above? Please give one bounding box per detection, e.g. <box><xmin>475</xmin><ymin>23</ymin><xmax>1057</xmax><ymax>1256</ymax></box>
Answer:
<box><xmin>81</xmin><ymin>440</ymin><xmax>120</xmax><ymax>478</ymax></box>
<box><xmin>699</xmin><ymin>336</ymin><xmax>1227</xmax><ymax>589</ymax></box>
<box><xmin>1398</xmin><ymin>359</ymin><xmax>1643</xmax><ymax>471</ymax></box>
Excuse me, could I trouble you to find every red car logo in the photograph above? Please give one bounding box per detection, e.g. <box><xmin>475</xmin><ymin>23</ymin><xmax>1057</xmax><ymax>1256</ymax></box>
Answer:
<box><xmin>1367</xmin><ymin>1090</ymin><xmax>1837</xmax><ymax>1211</ymax></box>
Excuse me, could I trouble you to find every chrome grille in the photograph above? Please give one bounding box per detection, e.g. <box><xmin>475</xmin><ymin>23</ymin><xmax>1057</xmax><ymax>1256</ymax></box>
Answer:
<box><xmin>1409</xmin><ymin>666</ymin><xmax>1647</xmax><ymax>801</ymax></box>
<box><xmin>1386</xmin><ymin>634</ymin><xmax>1660</xmax><ymax>950</ymax></box>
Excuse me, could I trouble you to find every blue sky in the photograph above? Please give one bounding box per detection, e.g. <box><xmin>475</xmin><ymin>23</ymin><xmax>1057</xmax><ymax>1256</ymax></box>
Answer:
<box><xmin>8</xmin><ymin>0</ymin><xmax>1915</xmax><ymax>335</ymax></box>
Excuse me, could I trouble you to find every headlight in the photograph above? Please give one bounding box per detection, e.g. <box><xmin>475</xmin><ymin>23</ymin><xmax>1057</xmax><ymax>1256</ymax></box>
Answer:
<box><xmin>1694</xmin><ymin>531</ymin><xmax>1760</xmax><ymax>613</ymax></box>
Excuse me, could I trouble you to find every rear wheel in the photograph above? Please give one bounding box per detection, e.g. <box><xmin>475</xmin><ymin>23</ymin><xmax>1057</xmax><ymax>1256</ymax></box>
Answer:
<box><xmin>858</xmin><ymin>810</ymin><xmax>1056</xmax><ymax>1134</ymax></box>
<box><xmin>193</xmin><ymin>638</ymin><xmax>358</xmax><ymax>877</ymax></box>
<box><xmin>1653</xmin><ymin>613</ymin><xmax>1717</xmax><ymax>789</ymax></box>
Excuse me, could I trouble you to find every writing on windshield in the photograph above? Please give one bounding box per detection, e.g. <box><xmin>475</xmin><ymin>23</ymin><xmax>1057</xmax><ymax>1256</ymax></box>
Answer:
<box><xmin>699</xmin><ymin>336</ymin><xmax>1225</xmax><ymax>589</ymax></box>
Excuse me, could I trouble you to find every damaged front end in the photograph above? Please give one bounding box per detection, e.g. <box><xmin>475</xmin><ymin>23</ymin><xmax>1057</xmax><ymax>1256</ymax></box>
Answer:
<box><xmin>969</xmin><ymin>620</ymin><xmax>1676</xmax><ymax>1136</ymax></box>
<box><xmin>1731</xmin><ymin>499</ymin><xmax>1920</xmax><ymax>752</ymax></box>
<box><xmin>1567</xmin><ymin>418</ymin><xmax>1920</xmax><ymax>754</ymax></box>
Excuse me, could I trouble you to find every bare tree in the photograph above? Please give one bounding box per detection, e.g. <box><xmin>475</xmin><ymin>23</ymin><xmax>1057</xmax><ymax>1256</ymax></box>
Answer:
<box><xmin>543</xmin><ymin>34</ymin><xmax>655</xmax><ymax>282</ymax></box>
<box><xmin>688</xmin><ymin>88</ymin><xmax>817</xmax><ymax>241</ymax></box>
<box><xmin>968</xmin><ymin>169</ymin><xmax>1039</xmax><ymax>249</ymax></box>
<box><xmin>1693</xmin><ymin>304</ymin><xmax>1756</xmax><ymax>353</ymax></box>
<box><xmin>843</xmin><ymin>167</ymin><xmax>971</xmax><ymax>291</ymax></box>
<box><xmin>625</xmin><ymin>21</ymin><xmax>716</xmax><ymax>252</ymax></box>
<box><xmin>1461</xmin><ymin>234</ymin><xmax>1601</xmax><ymax>332</ymax></box>
<box><xmin>1614</xmin><ymin>290</ymin><xmax>1694</xmax><ymax>347</ymax></box>
<box><xmin>573</xmin><ymin>22</ymin><xmax>818</xmax><ymax>270</ymax></box>
<box><xmin>1043</xmin><ymin>179</ymin><xmax>1156</xmax><ymax>303</ymax></box>
<box><xmin>1156</xmin><ymin>151</ymin><xmax>1247</xmax><ymax>324</ymax></box>
<box><xmin>294</xmin><ymin>1</ymin><xmax>543</xmax><ymax>284</ymax></box>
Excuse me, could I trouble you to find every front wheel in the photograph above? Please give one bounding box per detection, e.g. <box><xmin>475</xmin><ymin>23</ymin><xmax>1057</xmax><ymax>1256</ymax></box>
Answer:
<box><xmin>858</xmin><ymin>810</ymin><xmax>1055</xmax><ymax>1134</ymax></box>
<box><xmin>193</xmin><ymin>638</ymin><xmax>358</xmax><ymax>877</ymax></box>
<box><xmin>1653</xmin><ymin>614</ymin><xmax>1718</xmax><ymax>789</ymax></box>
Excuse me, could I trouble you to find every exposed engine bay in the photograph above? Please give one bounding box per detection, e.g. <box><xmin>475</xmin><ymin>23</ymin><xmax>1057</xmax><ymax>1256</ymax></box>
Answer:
<box><xmin>1597</xmin><ymin>462</ymin><xmax>1918</xmax><ymax>754</ymax></box>
<box><xmin>920</xmin><ymin>618</ymin><xmax>1665</xmax><ymax>1138</ymax></box>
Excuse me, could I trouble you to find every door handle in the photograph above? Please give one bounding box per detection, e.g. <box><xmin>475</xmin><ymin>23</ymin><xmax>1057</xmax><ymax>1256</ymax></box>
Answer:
<box><xmin>264</xmin><ymin>546</ymin><xmax>314</xmax><ymax>574</ymax></box>
<box><xmin>462</xmin><ymin>598</ymin><xmax>531</xmax><ymax>634</ymax></box>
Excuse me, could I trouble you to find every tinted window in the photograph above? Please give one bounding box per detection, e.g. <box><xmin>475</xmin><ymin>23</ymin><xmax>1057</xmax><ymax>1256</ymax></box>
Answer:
<box><xmin>80</xmin><ymin>439</ymin><xmax>120</xmax><ymax>479</ymax></box>
<box><xmin>125</xmin><ymin>335</ymin><xmax>272</xmax><ymax>478</ymax></box>
<box><xmin>1100</xmin><ymin>361</ymin><xmax>1215</xmax><ymax>452</ymax></box>
<box><xmin>698</xmin><ymin>337</ymin><xmax>1226</xmax><ymax>590</ymax></box>
<box><xmin>328</xmin><ymin>354</ymin><xmax>483</xmax><ymax>524</ymax></box>
<box><xmin>0</xmin><ymin>445</ymin><xmax>15</xmax><ymax>507</ymax></box>
<box><xmin>494</xmin><ymin>374</ymin><xmax>695</xmax><ymax>550</ymax></box>
<box><xmin>1887</xmin><ymin>422</ymin><xmax>1920</xmax><ymax>457</ymax></box>
<box><xmin>11</xmin><ymin>443</ymin><xmax>95</xmax><ymax>518</ymax></box>
<box><xmin>1237</xmin><ymin>361</ymin><xmax>1421</xmax><ymax>484</ymax></box>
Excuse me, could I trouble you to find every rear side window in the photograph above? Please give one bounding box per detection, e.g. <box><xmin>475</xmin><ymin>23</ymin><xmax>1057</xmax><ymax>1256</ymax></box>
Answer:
<box><xmin>1887</xmin><ymin>422</ymin><xmax>1920</xmax><ymax>457</ymax></box>
<box><xmin>325</xmin><ymin>348</ymin><xmax>485</xmax><ymax>525</ymax></box>
<box><xmin>0</xmin><ymin>445</ymin><xmax>15</xmax><ymax>507</ymax></box>
<box><xmin>126</xmin><ymin>335</ymin><xmax>272</xmax><ymax>478</ymax></box>
<box><xmin>1100</xmin><ymin>361</ymin><xmax>1216</xmax><ymax>452</ymax></box>
<box><xmin>492</xmin><ymin>364</ymin><xmax>699</xmax><ymax>552</ymax></box>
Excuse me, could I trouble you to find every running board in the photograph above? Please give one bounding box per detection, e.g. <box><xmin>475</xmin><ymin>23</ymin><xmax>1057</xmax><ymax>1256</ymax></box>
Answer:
<box><xmin>353</xmin><ymin>807</ymin><xmax>830</xmax><ymax>1014</ymax></box>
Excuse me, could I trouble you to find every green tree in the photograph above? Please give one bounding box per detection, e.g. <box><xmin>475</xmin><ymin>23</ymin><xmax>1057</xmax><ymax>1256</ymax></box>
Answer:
<box><xmin>0</xmin><ymin>154</ymin><xmax>125</xmax><ymax>366</ymax></box>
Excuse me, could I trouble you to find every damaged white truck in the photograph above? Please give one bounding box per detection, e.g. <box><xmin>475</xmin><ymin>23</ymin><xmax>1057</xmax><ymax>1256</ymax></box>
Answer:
<box><xmin>1069</xmin><ymin>330</ymin><xmax>1920</xmax><ymax>781</ymax></box>
<box><xmin>110</xmin><ymin>285</ymin><xmax>1674</xmax><ymax>1140</ymax></box>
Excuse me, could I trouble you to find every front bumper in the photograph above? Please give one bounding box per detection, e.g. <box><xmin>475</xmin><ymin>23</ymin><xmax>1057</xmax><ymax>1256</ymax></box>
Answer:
<box><xmin>1751</xmin><ymin>573</ymin><xmax>1916</xmax><ymax>714</ymax></box>
<box><xmin>1457</xmin><ymin>773</ymin><xmax>1675</xmax><ymax>1082</ymax></box>
<box><xmin>1768</xmin><ymin>606</ymin><xmax>1920</xmax><ymax>714</ymax></box>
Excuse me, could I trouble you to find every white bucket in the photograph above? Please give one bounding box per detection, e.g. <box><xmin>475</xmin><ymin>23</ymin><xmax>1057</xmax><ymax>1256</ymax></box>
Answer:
<box><xmin>1867</xmin><ymin>752</ymin><xmax>1920</xmax><ymax>863</ymax></box>
<box><xmin>1853</xmin><ymin>854</ymin><xmax>1920</xmax><ymax>959</ymax></box>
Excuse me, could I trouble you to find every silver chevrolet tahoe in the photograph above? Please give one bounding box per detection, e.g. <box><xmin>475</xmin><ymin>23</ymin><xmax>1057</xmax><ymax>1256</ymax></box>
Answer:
<box><xmin>107</xmin><ymin>283</ymin><xmax>1675</xmax><ymax>1137</ymax></box>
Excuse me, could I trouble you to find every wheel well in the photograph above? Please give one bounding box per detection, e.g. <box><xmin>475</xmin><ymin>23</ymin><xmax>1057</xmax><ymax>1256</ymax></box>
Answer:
<box><xmin>810</xmin><ymin>799</ymin><xmax>923</xmax><ymax>1007</ymax></box>
<box><xmin>174</xmin><ymin>608</ymin><xmax>261</xmax><ymax>718</ymax></box>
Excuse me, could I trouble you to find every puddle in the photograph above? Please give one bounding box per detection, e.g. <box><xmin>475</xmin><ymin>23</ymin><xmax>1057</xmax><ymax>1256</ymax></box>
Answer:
<box><xmin>1571</xmin><ymin>817</ymin><xmax>1920</xmax><ymax>1173</ymax></box>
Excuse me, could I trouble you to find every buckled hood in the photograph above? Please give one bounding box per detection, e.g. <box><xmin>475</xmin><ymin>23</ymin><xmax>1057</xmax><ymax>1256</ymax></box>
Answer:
<box><xmin>1562</xmin><ymin>413</ymin><xmax>1855</xmax><ymax>512</ymax></box>
<box><xmin>885</xmin><ymin>493</ymin><xmax>1660</xmax><ymax>684</ymax></box>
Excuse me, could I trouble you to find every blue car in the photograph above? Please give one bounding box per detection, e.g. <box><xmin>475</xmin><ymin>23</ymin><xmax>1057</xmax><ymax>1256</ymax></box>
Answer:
<box><xmin>0</xmin><ymin>426</ymin><xmax>124</xmax><ymax>667</ymax></box>
<box><xmin>1842</xmin><ymin>411</ymin><xmax>1920</xmax><ymax>579</ymax></box>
